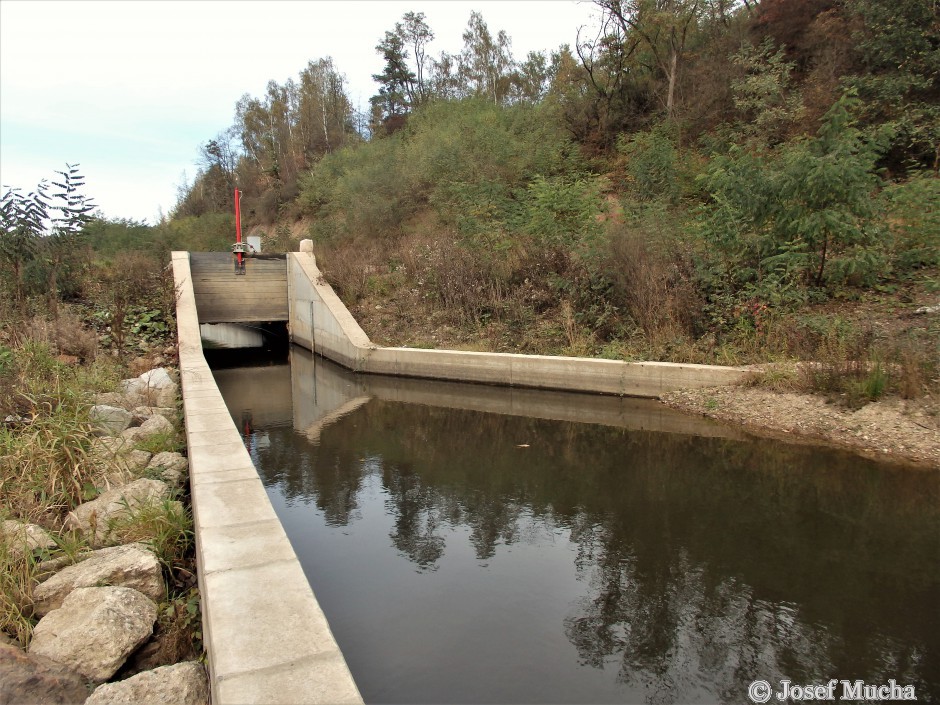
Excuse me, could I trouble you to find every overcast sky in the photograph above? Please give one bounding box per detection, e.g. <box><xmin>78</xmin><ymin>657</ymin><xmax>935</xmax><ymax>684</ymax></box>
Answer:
<box><xmin>0</xmin><ymin>0</ymin><xmax>601</xmax><ymax>224</ymax></box>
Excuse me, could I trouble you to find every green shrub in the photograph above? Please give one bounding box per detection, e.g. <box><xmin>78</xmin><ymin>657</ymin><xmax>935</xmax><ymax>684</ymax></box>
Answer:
<box><xmin>879</xmin><ymin>173</ymin><xmax>940</xmax><ymax>274</ymax></box>
<box><xmin>618</xmin><ymin>128</ymin><xmax>681</xmax><ymax>203</ymax></box>
<box><xmin>697</xmin><ymin>93</ymin><xmax>888</xmax><ymax>306</ymax></box>
<box><xmin>299</xmin><ymin>98</ymin><xmax>583</xmax><ymax>243</ymax></box>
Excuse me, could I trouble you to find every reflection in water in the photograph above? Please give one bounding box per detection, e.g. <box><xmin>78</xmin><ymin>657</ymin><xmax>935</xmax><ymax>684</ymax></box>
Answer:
<box><xmin>213</xmin><ymin>349</ymin><xmax>940</xmax><ymax>704</ymax></box>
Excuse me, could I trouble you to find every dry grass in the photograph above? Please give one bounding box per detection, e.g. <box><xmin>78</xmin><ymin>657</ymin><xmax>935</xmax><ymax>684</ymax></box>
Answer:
<box><xmin>0</xmin><ymin>542</ymin><xmax>38</xmax><ymax>645</ymax></box>
<box><xmin>17</xmin><ymin>311</ymin><xmax>99</xmax><ymax>362</ymax></box>
<box><xmin>107</xmin><ymin>498</ymin><xmax>192</xmax><ymax>578</ymax></box>
<box><xmin>604</xmin><ymin>219</ymin><xmax>702</xmax><ymax>345</ymax></box>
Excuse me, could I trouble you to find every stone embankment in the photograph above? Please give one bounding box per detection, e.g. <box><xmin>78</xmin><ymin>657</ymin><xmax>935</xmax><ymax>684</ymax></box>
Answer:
<box><xmin>0</xmin><ymin>366</ymin><xmax>208</xmax><ymax>705</ymax></box>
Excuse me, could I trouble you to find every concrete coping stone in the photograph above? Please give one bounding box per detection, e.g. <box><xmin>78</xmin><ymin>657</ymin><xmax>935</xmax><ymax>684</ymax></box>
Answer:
<box><xmin>172</xmin><ymin>252</ymin><xmax>363</xmax><ymax>705</ymax></box>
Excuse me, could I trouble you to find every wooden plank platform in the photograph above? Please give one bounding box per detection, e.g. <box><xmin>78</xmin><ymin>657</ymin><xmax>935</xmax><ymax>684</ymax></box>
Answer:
<box><xmin>189</xmin><ymin>252</ymin><xmax>288</xmax><ymax>323</ymax></box>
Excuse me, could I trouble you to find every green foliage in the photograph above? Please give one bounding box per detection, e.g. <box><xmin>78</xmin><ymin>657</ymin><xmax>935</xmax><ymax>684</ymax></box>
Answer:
<box><xmin>861</xmin><ymin>361</ymin><xmax>887</xmax><ymax>402</ymax></box>
<box><xmin>520</xmin><ymin>175</ymin><xmax>604</xmax><ymax>251</ymax></box>
<box><xmin>0</xmin><ymin>346</ymin><xmax>14</xmax><ymax>376</ymax></box>
<box><xmin>728</xmin><ymin>37</ymin><xmax>803</xmax><ymax>148</ymax></box>
<box><xmin>878</xmin><ymin>173</ymin><xmax>940</xmax><ymax>274</ymax></box>
<box><xmin>158</xmin><ymin>213</ymin><xmax>234</xmax><ymax>253</ymax></box>
<box><xmin>155</xmin><ymin>586</ymin><xmax>203</xmax><ymax>662</ymax></box>
<box><xmin>0</xmin><ymin>187</ymin><xmax>45</xmax><ymax>305</ymax></box>
<box><xmin>0</xmin><ymin>165</ymin><xmax>95</xmax><ymax>310</ymax></box>
<box><xmin>846</xmin><ymin>0</ymin><xmax>940</xmax><ymax>170</ymax></box>
<box><xmin>84</xmin><ymin>217</ymin><xmax>158</xmax><ymax>257</ymax></box>
<box><xmin>128</xmin><ymin>307</ymin><xmax>170</xmax><ymax>341</ymax></box>
<box><xmin>697</xmin><ymin>93</ymin><xmax>887</xmax><ymax>310</ymax></box>
<box><xmin>408</xmin><ymin>99</ymin><xmax>577</xmax><ymax>190</ymax></box>
<box><xmin>433</xmin><ymin>179</ymin><xmax>516</xmax><ymax>250</ymax></box>
<box><xmin>109</xmin><ymin>496</ymin><xmax>192</xmax><ymax>575</ymax></box>
<box><xmin>371</xmin><ymin>16</ymin><xmax>426</xmax><ymax>127</ymax></box>
<box><xmin>618</xmin><ymin>128</ymin><xmax>681</xmax><ymax>202</ymax></box>
<box><xmin>134</xmin><ymin>428</ymin><xmax>182</xmax><ymax>456</ymax></box>
<box><xmin>300</xmin><ymin>98</ymin><xmax>582</xmax><ymax>243</ymax></box>
<box><xmin>769</xmin><ymin>95</ymin><xmax>885</xmax><ymax>286</ymax></box>
<box><xmin>91</xmin><ymin>249</ymin><xmax>175</xmax><ymax>354</ymax></box>
<box><xmin>301</xmin><ymin>133</ymin><xmax>412</xmax><ymax>240</ymax></box>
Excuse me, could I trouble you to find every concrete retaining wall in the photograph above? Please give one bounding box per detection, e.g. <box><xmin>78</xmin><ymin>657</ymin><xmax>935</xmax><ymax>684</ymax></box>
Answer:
<box><xmin>286</xmin><ymin>251</ymin><xmax>751</xmax><ymax>397</ymax></box>
<box><xmin>172</xmin><ymin>252</ymin><xmax>362</xmax><ymax>705</ymax></box>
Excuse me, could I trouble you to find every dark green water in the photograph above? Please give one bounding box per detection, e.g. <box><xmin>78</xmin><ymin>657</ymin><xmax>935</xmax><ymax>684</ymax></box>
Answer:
<box><xmin>213</xmin><ymin>349</ymin><xmax>940</xmax><ymax>704</ymax></box>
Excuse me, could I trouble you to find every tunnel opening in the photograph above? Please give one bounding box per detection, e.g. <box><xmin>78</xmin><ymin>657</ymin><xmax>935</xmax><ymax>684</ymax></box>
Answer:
<box><xmin>200</xmin><ymin>321</ymin><xmax>289</xmax><ymax>369</ymax></box>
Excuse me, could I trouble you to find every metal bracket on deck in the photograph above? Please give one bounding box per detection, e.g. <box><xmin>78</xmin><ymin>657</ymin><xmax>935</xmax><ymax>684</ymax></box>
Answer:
<box><xmin>232</xmin><ymin>242</ymin><xmax>252</xmax><ymax>275</ymax></box>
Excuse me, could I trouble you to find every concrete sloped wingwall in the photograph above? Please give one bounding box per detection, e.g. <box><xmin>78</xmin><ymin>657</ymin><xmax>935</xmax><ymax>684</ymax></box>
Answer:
<box><xmin>171</xmin><ymin>252</ymin><xmax>363</xmax><ymax>705</ymax></box>
<box><xmin>287</xmin><ymin>251</ymin><xmax>751</xmax><ymax>397</ymax></box>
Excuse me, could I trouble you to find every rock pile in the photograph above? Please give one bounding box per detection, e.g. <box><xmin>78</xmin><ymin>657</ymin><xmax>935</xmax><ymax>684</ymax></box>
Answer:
<box><xmin>1</xmin><ymin>367</ymin><xmax>209</xmax><ymax>705</ymax></box>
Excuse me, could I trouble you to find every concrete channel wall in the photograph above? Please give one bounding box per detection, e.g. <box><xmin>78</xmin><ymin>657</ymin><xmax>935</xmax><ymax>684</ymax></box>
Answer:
<box><xmin>171</xmin><ymin>252</ymin><xmax>363</xmax><ymax>705</ymax></box>
<box><xmin>287</xmin><ymin>249</ymin><xmax>751</xmax><ymax>397</ymax></box>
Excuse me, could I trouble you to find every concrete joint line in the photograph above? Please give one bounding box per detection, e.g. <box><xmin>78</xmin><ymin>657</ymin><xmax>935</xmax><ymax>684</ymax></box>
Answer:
<box><xmin>191</xmin><ymin>473</ymin><xmax>261</xmax><ymax>486</ymax></box>
<box><xmin>203</xmin><ymin>556</ymin><xmax>297</xmax><ymax>577</ymax></box>
<box><xmin>215</xmin><ymin>651</ymin><xmax>344</xmax><ymax>682</ymax></box>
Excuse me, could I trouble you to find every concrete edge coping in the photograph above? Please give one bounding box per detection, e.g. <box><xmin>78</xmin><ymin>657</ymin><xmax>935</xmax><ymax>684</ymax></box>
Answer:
<box><xmin>171</xmin><ymin>252</ymin><xmax>364</xmax><ymax>705</ymax></box>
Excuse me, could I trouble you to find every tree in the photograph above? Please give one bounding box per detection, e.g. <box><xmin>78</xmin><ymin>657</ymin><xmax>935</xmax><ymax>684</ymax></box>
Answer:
<box><xmin>729</xmin><ymin>37</ymin><xmax>804</xmax><ymax>149</ymax></box>
<box><xmin>45</xmin><ymin>165</ymin><xmax>95</xmax><ymax>312</ymax></box>
<box><xmin>574</xmin><ymin>11</ymin><xmax>655</xmax><ymax>144</ymax></box>
<box><xmin>297</xmin><ymin>58</ymin><xmax>355</xmax><ymax>158</ymax></box>
<box><xmin>428</xmin><ymin>51</ymin><xmax>461</xmax><ymax>100</ymax></box>
<box><xmin>0</xmin><ymin>186</ymin><xmax>45</xmax><ymax>307</ymax></box>
<box><xmin>226</xmin><ymin>58</ymin><xmax>355</xmax><ymax>218</ymax></box>
<box><xmin>200</xmin><ymin>129</ymin><xmax>239</xmax><ymax>191</ymax></box>
<box><xmin>371</xmin><ymin>30</ymin><xmax>413</xmax><ymax>126</ymax></box>
<box><xmin>699</xmin><ymin>93</ymin><xmax>885</xmax><ymax>297</ymax></box>
<box><xmin>592</xmin><ymin>0</ymin><xmax>706</xmax><ymax>120</ymax></box>
<box><xmin>458</xmin><ymin>11</ymin><xmax>516</xmax><ymax>104</ymax></box>
<box><xmin>0</xmin><ymin>165</ymin><xmax>95</xmax><ymax>313</ymax></box>
<box><xmin>399</xmin><ymin>12</ymin><xmax>435</xmax><ymax>104</ymax></box>
<box><xmin>846</xmin><ymin>0</ymin><xmax>940</xmax><ymax>171</ymax></box>
<box><xmin>370</xmin><ymin>13</ymin><xmax>435</xmax><ymax>132</ymax></box>
<box><xmin>174</xmin><ymin>129</ymin><xmax>241</xmax><ymax>218</ymax></box>
<box><xmin>511</xmin><ymin>51</ymin><xmax>558</xmax><ymax>103</ymax></box>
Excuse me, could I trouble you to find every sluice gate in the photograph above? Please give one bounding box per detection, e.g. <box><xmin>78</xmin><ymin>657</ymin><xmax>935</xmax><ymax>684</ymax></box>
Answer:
<box><xmin>189</xmin><ymin>252</ymin><xmax>288</xmax><ymax>324</ymax></box>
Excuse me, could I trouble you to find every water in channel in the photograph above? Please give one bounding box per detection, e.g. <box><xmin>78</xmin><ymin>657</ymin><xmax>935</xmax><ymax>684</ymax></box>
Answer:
<box><xmin>210</xmin><ymin>344</ymin><xmax>940</xmax><ymax>705</ymax></box>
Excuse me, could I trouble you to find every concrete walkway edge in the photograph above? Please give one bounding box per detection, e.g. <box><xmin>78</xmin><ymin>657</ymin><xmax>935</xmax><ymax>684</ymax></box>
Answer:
<box><xmin>171</xmin><ymin>252</ymin><xmax>363</xmax><ymax>705</ymax></box>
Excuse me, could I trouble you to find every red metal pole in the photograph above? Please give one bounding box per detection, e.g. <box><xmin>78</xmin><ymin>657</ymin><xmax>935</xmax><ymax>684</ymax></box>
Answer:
<box><xmin>234</xmin><ymin>188</ymin><xmax>243</xmax><ymax>267</ymax></box>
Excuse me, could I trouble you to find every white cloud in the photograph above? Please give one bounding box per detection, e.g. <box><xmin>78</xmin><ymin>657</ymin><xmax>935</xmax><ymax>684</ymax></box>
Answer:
<box><xmin>1</xmin><ymin>0</ymin><xmax>600</xmax><ymax>222</ymax></box>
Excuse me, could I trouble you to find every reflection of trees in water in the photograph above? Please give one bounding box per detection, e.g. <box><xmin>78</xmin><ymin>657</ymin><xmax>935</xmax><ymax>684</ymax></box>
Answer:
<box><xmin>382</xmin><ymin>461</ymin><xmax>526</xmax><ymax>566</ymax></box>
<box><xmin>564</xmin><ymin>525</ymin><xmax>844</xmax><ymax>704</ymax></box>
<box><xmin>383</xmin><ymin>461</ymin><xmax>446</xmax><ymax>568</ymax></box>
<box><xmin>255</xmin><ymin>427</ymin><xmax>365</xmax><ymax>526</ymax></box>
<box><xmin>260</xmin><ymin>400</ymin><xmax>940</xmax><ymax>701</ymax></box>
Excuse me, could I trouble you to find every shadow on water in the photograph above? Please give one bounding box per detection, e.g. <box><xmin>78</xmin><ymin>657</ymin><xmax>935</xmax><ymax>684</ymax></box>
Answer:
<box><xmin>212</xmin><ymin>345</ymin><xmax>940</xmax><ymax>705</ymax></box>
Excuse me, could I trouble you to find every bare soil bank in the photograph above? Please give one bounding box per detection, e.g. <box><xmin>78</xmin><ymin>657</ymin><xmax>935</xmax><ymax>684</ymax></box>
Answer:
<box><xmin>661</xmin><ymin>385</ymin><xmax>940</xmax><ymax>469</ymax></box>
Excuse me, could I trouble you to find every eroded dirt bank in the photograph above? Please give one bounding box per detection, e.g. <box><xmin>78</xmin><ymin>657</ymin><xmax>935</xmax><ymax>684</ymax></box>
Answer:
<box><xmin>661</xmin><ymin>386</ymin><xmax>940</xmax><ymax>469</ymax></box>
